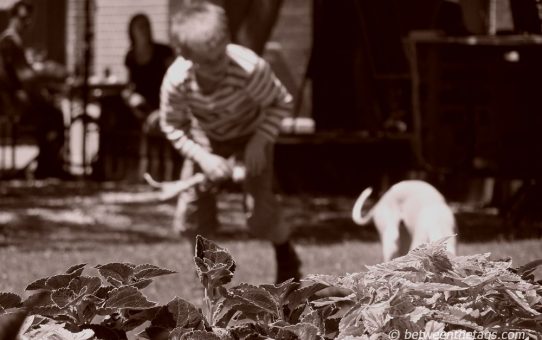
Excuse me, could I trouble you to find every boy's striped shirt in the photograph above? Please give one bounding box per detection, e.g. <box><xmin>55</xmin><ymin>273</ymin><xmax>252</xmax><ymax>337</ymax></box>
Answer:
<box><xmin>160</xmin><ymin>43</ymin><xmax>292</xmax><ymax>161</ymax></box>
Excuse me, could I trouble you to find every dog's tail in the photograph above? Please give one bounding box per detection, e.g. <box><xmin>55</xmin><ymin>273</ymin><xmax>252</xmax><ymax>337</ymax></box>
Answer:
<box><xmin>352</xmin><ymin>187</ymin><xmax>374</xmax><ymax>225</ymax></box>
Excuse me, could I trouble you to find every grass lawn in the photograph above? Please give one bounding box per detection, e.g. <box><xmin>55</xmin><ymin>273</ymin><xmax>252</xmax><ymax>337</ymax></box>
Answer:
<box><xmin>1</xmin><ymin>180</ymin><xmax>541</xmax><ymax>308</ymax></box>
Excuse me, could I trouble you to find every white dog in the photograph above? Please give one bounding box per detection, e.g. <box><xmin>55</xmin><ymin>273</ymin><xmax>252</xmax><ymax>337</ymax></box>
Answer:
<box><xmin>352</xmin><ymin>180</ymin><xmax>457</xmax><ymax>261</ymax></box>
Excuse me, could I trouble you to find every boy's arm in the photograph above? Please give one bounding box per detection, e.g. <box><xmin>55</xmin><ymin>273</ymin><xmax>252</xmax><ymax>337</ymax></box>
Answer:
<box><xmin>159</xmin><ymin>72</ymin><xmax>232</xmax><ymax>181</ymax></box>
<box><xmin>246</xmin><ymin>59</ymin><xmax>293</xmax><ymax>144</ymax></box>
<box><xmin>159</xmin><ymin>73</ymin><xmax>208</xmax><ymax>161</ymax></box>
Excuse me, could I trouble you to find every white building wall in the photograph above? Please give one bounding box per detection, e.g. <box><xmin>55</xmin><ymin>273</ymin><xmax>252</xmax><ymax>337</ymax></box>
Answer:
<box><xmin>92</xmin><ymin>0</ymin><xmax>170</xmax><ymax>82</ymax></box>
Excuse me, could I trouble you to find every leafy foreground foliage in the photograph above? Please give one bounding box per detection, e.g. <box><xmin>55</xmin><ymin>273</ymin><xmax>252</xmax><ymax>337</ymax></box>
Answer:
<box><xmin>0</xmin><ymin>236</ymin><xmax>541</xmax><ymax>339</ymax></box>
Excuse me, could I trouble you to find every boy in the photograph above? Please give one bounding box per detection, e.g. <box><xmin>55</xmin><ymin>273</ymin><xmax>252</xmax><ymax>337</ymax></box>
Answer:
<box><xmin>160</xmin><ymin>0</ymin><xmax>301</xmax><ymax>283</ymax></box>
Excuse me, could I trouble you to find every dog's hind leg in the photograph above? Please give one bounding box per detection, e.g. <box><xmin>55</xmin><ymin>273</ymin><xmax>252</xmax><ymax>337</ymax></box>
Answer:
<box><xmin>381</xmin><ymin>227</ymin><xmax>401</xmax><ymax>262</ymax></box>
<box><xmin>413</xmin><ymin>205</ymin><xmax>457</xmax><ymax>255</ymax></box>
<box><xmin>373</xmin><ymin>208</ymin><xmax>401</xmax><ymax>262</ymax></box>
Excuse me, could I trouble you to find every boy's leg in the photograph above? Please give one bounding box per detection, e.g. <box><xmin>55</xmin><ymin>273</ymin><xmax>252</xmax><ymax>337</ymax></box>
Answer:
<box><xmin>272</xmin><ymin>241</ymin><xmax>302</xmax><ymax>284</ymax></box>
<box><xmin>173</xmin><ymin>122</ymin><xmax>222</xmax><ymax>248</ymax></box>
<box><xmin>173</xmin><ymin>158</ymin><xmax>219</xmax><ymax>249</ymax></box>
<box><xmin>243</xmin><ymin>145</ymin><xmax>302</xmax><ymax>283</ymax></box>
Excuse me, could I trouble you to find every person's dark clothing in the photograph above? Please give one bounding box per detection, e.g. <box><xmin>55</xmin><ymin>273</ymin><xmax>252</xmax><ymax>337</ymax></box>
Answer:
<box><xmin>0</xmin><ymin>29</ymin><xmax>66</xmax><ymax>178</ymax></box>
<box><xmin>124</xmin><ymin>43</ymin><xmax>174</xmax><ymax>111</ymax></box>
<box><xmin>0</xmin><ymin>30</ymin><xmax>32</xmax><ymax>97</ymax></box>
<box><xmin>92</xmin><ymin>42</ymin><xmax>174</xmax><ymax>180</ymax></box>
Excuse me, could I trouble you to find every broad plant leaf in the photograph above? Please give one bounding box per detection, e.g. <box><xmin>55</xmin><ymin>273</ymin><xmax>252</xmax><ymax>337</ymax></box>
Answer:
<box><xmin>513</xmin><ymin>259</ymin><xmax>542</xmax><ymax>280</ymax></box>
<box><xmin>149</xmin><ymin>305</ymin><xmax>176</xmax><ymax>329</ymax></box>
<box><xmin>281</xmin><ymin>322</ymin><xmax>321</xmax><ymax>340</ymax></box>
<box><xmin>25</xmin><ymin>265</ymin><xmax>87</xmax><ymax>292</ymax></box>
<box><xmin>24</xmin><ymin>322</ymin><xmax>95</xmax><ymax>340</ymax></box>
<box><xmin>337</xmin><ymin>302</ymin><xmax>366</xmax><ymax>338</ymax></box>
<box><xmin>260</xmin><ymin>279</ymin><xmax>300</xmax><ymax>305</ymax></box>
<box><xmin>424</xmin><ymin>320</ymin><xmax>445</xmax><ymax>335</ymax></box>
<box><xmin>51</xmin><ymin>287</ymin><xmax>78</xmax><ymax>309</ymax></box>
<box><xmin>82</xmin><ymin>324</ymin><xmax>127</xmax><ymax>340</ymax></box>
<box><xmin>227</xmin><ymin>323</ymin><xmax>267</xmax><ymax>339</ymax></box>
<box><xmin>46</xmin><ymin>273</ymin><xmax>82</xmax><ymax>290</ymax></box>
<box><xmin>25</xmin><ymin>277</ymin><xmax>48</xmax><ymax>291</ymax></box>
<box><xmin>409</xmin><ymin>306</ymin><xmax>431</xmax><ymax>324</ymax></box>
<box><xmin>361</xmin><ymin>307</ymin><xmax>392</xmax><ymax>334</ymax></box>
<box><xmin>129</xmin><ymin>278</ymin><xmax>153</xmax><ymax>290</ymax></box>
<box><xmin>95</xmin><ymin>263</ymin><xmax>135</xmax><ymax>287</ymax></box>
<box><xmin>68</xmin><ymin>276</ymin><xmax>102</xmax><ymax>296</ymax></box>
<box><xmin>118</xmin><ymin>306</ymin><xmax>162</xmax><ymax>332</ymax></box>
<box><xmin>0</xmin><ymin>292</ymin><xmax>22</xmax><ymax>311</ymax></box>
<box><xmin>138</xmin><ymin>325</ymin><xmax>170</xmax><ymax>340</ymax></box>
<box><xmin>169</xmin><ymin>327</ymin><xmax>191</xmax><ymax>340</ymax></box>
<box><xmin>212</xmin><ymin>299</ymin><xmax>240</xmax><ymax>328</ymax></box>
<box><xmin>134</xmin><ymin>264</ymin><xmax>177</xmax><ymax>280</ymax></box>
<box><xmin>194</xmin><ymin>235</ymin><xmax>236</xmax><ymax>288</ymax></box>
<box><xmin>179</xmin><ymin>329</ymin><xmax>222</xmax><ymax>340</ymax></box>
<box><xmin>76</xmin><ymin>294</ymin><xmax>103</xmax><ymax>324</ymax></box>
<box><xmin>23</xmin><ymin>291</ymin><xmax>61</xmax><ymax>315</ymax></box>
<box><xmin>267</xmin><ymin>322</ymin><xmax>302</xmax><ymax>340</ymax></box>
<box><xmin>167</xmin><ymin>297</ymin><xmax>205</xmax><ymax>329</ymax></box>
<box><xmin>94</xmin><ymin>285</ymin><xmax>116</xmax><ymax>300</ymax></box>
<box><xmin>286</xmin><ymin>282</ymin><xmax>328</xmax><ymax>311</ymax></box>
<box><xmin>300</xmin><ymin>308</ymin><xmax>324</xmax><ymax>334</ymax></box>
<box><xmin>66</xmin><ymin>263</ymin><xmax>87</xmax><ymax>274</ymax></box>
<box><xmin>195</xmin><ymin>255</ymin><xmax>236</xmax><ymax>289</ymax></box>
<box><xmin>226</xmin><ymin>284</ymin><xmax>280</xmax><ymax>317</ymax></box>
<box><xmin>103</xmin><ymin>286</ymin><xmax>156</xmax><ymax>309</ymax></box>
<box><xmin>302</xmin><ymin>304</ymin><xmax>340</xmax><ymax>337</ymax></box>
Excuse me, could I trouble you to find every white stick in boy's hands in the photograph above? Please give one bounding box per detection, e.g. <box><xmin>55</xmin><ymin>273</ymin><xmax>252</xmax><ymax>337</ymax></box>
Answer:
<box><xmin>144</xmin><ymin>172</ymin><xmax>206</xmax><ymax>201</ymax></box>
<box><xmin>144</xmin><ymin>164</ymin><xmax>246</xmax><ymax>201</ymax></box>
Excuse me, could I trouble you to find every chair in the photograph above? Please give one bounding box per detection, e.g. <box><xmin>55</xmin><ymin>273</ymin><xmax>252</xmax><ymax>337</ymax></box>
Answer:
<box><xmin>0</xmin><ymin>91</ymin><xmax>36</xmax><ymax>177</ymax></box>
<box><xmin>90</xmin><ymin>92</ymin><xmax>182</xmax><ymax>182</ymax></box>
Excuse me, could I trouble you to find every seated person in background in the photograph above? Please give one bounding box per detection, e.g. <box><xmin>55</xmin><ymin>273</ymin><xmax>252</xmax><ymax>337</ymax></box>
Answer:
<box><xmin>97</xmin><ymin>13</ymin><xmax>175</xmax><ymax>180</ymax></box>
<box><xmin>0</xmin><ymin>0</ymin><xmax>68</xmax><ymax>179</ymax></box>
<box><xmin>160</xmin><ymin>1</ymin><xmax>301</xmax><ymax>283</ymax></box>
<box><xmin>122</xmin><ymin>13</ymin><xmax>174</xmax><ymax>130</ymax></box>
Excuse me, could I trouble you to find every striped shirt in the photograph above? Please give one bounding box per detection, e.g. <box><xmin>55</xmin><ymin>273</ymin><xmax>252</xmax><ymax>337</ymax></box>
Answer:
<box><xmin>160</xmin><ymin>43</ymin><xmax>293</xmax><ymax>161</ymax></box>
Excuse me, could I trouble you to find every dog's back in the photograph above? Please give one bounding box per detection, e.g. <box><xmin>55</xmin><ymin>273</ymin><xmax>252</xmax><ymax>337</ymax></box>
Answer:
<box><xmin>353</xmin><ymin>180</ymin><xmax>457</xmax><ymax>260</ymax></box>
<box><xmin>384</xmin><ymin>180</ymin><xmax>447</xmax><ymax>227</ymax></box>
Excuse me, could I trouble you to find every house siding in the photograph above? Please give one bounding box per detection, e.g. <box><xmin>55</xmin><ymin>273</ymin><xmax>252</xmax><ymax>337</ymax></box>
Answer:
<box><xmin>269</xmin><ymin>0</ymin><xmax>312</xmax><ymax>86</ymax></box>
<box><xmin>2</xmin><ymin>0</ymin><xmax>311</xmax><ymax>89</ymax></box>
<box><xmin>89</xmin><ymin>0</ymin><xmax>170</xmax><ymax>82</ymax></box>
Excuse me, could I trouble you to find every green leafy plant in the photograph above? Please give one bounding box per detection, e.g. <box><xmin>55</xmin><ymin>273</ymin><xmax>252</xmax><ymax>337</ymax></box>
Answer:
<box><xmin>1</xmin><ymin>236</ymin><xmax>541</xmax><ymax>339</ymax></box>
<box><xmin>308</xmin><ymin>238</ymin><xmax>542</xmax><ymax>339</ymax></box>
<box><xmin>0</xmin><ymin>263</ymin><xmax>176</xmax><ymax>339</ymax></box>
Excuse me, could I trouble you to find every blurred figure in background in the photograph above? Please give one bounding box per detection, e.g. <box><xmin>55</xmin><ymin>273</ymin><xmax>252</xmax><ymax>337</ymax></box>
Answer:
<box><xmin>0</xmin><ymin>0</ymin><xmax>69</xmax><ymax>179</ymax></box>
<box><xmin>123</xmin><ymin>13</ymin><xmax>174</xmax><ymax>127</ymax></box>
<box><xmin>120</xmin><ymin>13</ymin><xmax>175</xmax><ymax>179</ymax></box>
<box><xmin>96</xmin><ymin>13</ymin><xmax>175</xmax><ymax>180</ymax></box>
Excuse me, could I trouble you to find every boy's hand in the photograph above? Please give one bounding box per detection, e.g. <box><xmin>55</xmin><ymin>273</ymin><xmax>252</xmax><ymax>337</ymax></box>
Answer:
<box><xmin>244</xmin><ymin>134</ymin><xmax>270</xmax><ymax>176</ymax></box>
<box><xmin>197</xmin><ymin>153</ymin><xmax>232</xmax><ymax>182</ymax></box>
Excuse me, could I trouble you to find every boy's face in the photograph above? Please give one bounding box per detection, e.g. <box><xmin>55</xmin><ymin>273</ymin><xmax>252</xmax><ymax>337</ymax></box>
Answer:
<box><xmin>182</xmin><ymin>39</ymin><xmax>229</xmax><ymax>83</ymax></box>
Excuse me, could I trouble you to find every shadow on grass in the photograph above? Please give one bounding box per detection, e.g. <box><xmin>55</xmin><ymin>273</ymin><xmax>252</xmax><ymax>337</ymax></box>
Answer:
<box><xmin>1</xmin><ymin>180</ymin><xmax>541</xmax><ymax>251</ymax></box>
<box><xmin>0</xmin><ymin>215</ymin><xmax>180</xmax><ymax>252</ymax></box>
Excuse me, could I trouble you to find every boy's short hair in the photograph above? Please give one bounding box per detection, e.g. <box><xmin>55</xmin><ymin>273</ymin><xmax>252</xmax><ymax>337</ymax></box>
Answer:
<box><xmin>9</xmin><ymin>0</ymin><xmax>34</xmax><ymax>18</ymax></box>
<box><xmin>171</xmin><ymin>0</ymin><xmax>229</xmax><ymax>55</ymax></box>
